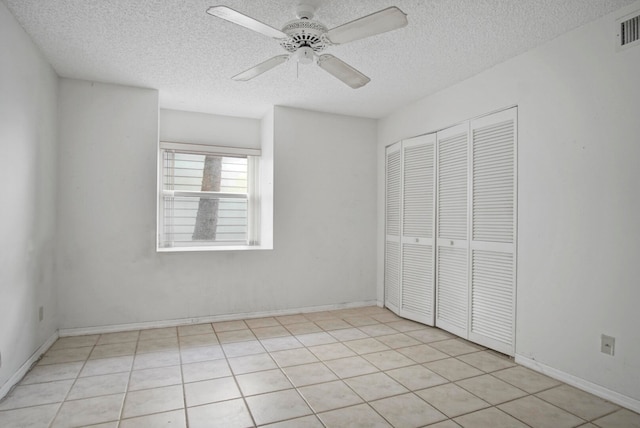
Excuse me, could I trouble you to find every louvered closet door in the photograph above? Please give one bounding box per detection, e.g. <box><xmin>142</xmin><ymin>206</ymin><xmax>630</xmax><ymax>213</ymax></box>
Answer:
<box><xmin>385</xmin><ymin>142</ymin><xmax>402</xmax><ymax>314</ymax></box>
<box><xmin>435</xmin><ymin>124</ymin><xmax>470</xmax><ymax>338</ymax></box>
<box><xmin>400</xmin><ymin>134</ymin><xmax>436</xmax><ymax>325</ymax></box>
<box><xmin>468</xmin><ymin>108</ymin><xmax>517</xmax><ymax>356</ymax></box>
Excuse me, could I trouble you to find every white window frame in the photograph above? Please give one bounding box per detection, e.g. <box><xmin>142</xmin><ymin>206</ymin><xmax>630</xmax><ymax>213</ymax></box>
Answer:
<box><xmin>157</xmin><ymin>141</ymin><xmax>262</xmax><ymax>252</ymax></box>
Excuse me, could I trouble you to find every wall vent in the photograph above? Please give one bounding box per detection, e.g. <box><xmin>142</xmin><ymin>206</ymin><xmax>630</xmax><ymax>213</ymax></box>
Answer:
<box><xmin>617</xmin><ymin>11</ymin><xmax>640</xmax><ymax>50</ymax></box>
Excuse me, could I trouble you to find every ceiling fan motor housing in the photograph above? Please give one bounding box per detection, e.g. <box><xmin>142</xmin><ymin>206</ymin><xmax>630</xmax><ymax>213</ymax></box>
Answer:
<box><xmin>280</xmin><ymin>19</ymin><xmax>329</xmax><ymax>53</ymax></box>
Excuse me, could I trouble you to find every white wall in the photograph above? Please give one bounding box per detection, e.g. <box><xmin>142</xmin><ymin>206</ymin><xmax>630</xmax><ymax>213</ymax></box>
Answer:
<box><xmin>0</xmin><ymin>2</ymin><xmax>59</xmax><ymax>390</ymax></box>
<box><xmin>56</xmin><ymin>83</ymin><xmax>378</xmax><ymax>329</ymax></box>
<box><xmin>160</xmin><ymin>108</ymin><xmax>260</xmax><ymax>149</ymax></box>
<box><xmin>378</xmin><ymin>2</ymin><xmax>640</xmax><ymax>404</ymax></box>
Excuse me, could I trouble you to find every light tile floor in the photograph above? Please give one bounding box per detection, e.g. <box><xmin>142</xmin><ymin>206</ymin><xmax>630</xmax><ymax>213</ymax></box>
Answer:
<box><xmin>1</xmin><ymin>306</ymin><xmax>639</xmax><ymax>427</ymax></box>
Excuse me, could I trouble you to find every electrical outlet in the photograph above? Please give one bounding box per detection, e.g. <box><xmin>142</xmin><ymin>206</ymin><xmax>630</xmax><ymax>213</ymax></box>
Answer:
<box><xmin>39</xmin><ymin>306</ymin><xmax>44</xmax><ymax>322</ymax></box>
<box><xmin>601</xmin><ymin>334</ymin><xmax>615</xmax><ymax>356</ymax></box>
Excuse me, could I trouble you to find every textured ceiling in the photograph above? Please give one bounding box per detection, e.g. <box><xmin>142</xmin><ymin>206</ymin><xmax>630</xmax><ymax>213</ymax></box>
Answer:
<box><xmin>3</xmin><ymin>0</ymin><xmax>635</xmax><ymax>119</ymax></box>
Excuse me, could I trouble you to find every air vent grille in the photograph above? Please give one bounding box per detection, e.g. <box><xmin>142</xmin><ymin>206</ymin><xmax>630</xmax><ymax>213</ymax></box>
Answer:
<box><xmin>618</xmin><ymin>12</ymin><xmax>640</xmax><ymax>49</ymax></box>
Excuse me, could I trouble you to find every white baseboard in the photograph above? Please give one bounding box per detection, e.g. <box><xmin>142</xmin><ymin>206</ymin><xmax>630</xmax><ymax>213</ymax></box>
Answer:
<box><xmin>515</xmin><ymin>354</ymin><xmax>640</xmax><ymax>413</ymax></box>
<box><xmin>0</xmin><ymin>331</ymin><xmax>59</xmax><ymax>400</ymax></box>
<box><xmin>59</xmin><ymin>300</ymin><xmax>379</xmax><ymax>337</ymax></box>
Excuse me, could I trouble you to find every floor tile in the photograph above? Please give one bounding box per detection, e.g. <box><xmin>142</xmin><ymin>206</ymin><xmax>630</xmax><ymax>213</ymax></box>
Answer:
<box><xmin>424</xmin><ymin>358</ymin><xmax>484</xmax><ymax>381</ymax></box>
<box><xmin>454</xmin><ymin>407</ymin><xmax>529</xmax><ymax>428</ymax></box>
<box><xmin>262</xmin><ymin>415</ymin><xmax>324</xmax><ymax>427</ymax></box>
<box><xmin>245</xmin><ymin>317</ymin><xmax>280</xmax><ymax>328</ymax></box>
<box><xmin>456</xmin><ymin>374</ymin><xmax>528</xmax><ymax>405</ymax></box>
<box><xmin>212</xmin><ymin>320</ymin><xmax>248</xmax><ymax>332</ymax></box>
<box><xmin>493</xmin><ymin>365</ymin><xmax>561</xmax><ymax>393</ymax></box>
<box><xmin>217</xmin><ymin>329</ymin><xmax>256</xmax><ymax>343</ymax></box>
<box><xmin>177</xmin><ymin>323</ymin><xmax>213</xmax><ymax>336</ymax></box>
<box><xmin>122</xmin><ymin>385</ymin><xmax>183</xmax><ymax>418</ymax></box>
<box><xmin>222</xmin><ymin>340</ymin><xmax>265</xmax><ymax>358</ymax></box>
<box><xmin>298</xmin><ymin>380</ymin><xmax>363</xmax><ymax>412</ymax></box>
<box><xmin>385</xmin><ymin>364</ymin><xmax>449</xmax><ymax>390</ymax></box>
<box><xmin>0</xmin><ymin>403</ymin><xmax>60</xmax><ymax>428</ymax></box>
<box><xmin>457</xmin><ymin>351</ymin><xmax>516</xmax><ymax>373</ymax></box>
<box><xmin>592</xmin><ymin>408</ymin><xmax>640</xmax><ymax>427</ymax></box>
<box><xmin>384</xmin><ymin>319</ymin><xmax>425</xmax><ymax>332</ymax></box>
<box><xmin>180</xmin><ymin>345</ymin><xmax>224</xmax><ymax>364</ymax></box>
<box><xmin>0</xmin><ymin>379</ymin><xmax>73</xmax><ymax>410</ymax></box>
<box><xmin>537</xmin><ymin>384</ymin><xmax>621</xmax><ymax>421</ymax></box>
<box><xmin>417</xmin><ymin>383</ymin><xmax>490</xmax><ymax>418</ymax></box>
<box><xmin>228</xmin><ymin>353</ymin><xmax>277</xmax><ymax>374</ymax></box>
<box><xmin>359</xmin><ymin>324</ymin><xmax>399</xmax><ymax>337</ymax></box>
<box><xmin>282</xmin><ymin>362</ymin><xmax>339</xmax><ymax>387</ymax></box>
<box><xmin>315</xmin><ymin>318</ymin><xmax>351</xmax><ymax>330</ymax></box>
<box><xmin>324</xmin><ymin>356</ymin><xmax>379</xmax><ymax>378</ymax></box>
<box><xmin>20</xmin><ymin>361</ymin><xmax>83</xmax><ymax>385</ymax></box>
<box><xmin>363</xmin><ymin>350</ymin><xmax>415</xmax><ymax>370</ymax></box>
<box><xmin>67</xmin><ymin>372</ymin><xmax>129</xmax><ymax>400</ymax></box>
<box><xmin>376</xmin><ymin>333</ymin><xmax>421</xmax><ymax>349</ymax></box>
<box><xmin>135</xmin><ymin>337</ymin><xmax>179</xmax><ymax>354</ymax></box>
<box><xmin>345</xmin><ymin>372</ymin><xmax>408</xmax><ymax>401</ymax></box>
<box><xmin>327</xmin><ymin>327</ymin><xmax>369</xmax><ymax>342</ymax></box>
<box><xmin>428</xmin><ymin>421</ymin><xmax>465</xmax><ymax>428</ymax></box>
<box><xmin>184</xmin><ymin>376</ymin><xmax>241</xmax><ymax>407</ymax></box>
<box><xmin>371</xmin><ymin>313</ymin><xmax>402</xmax><ymax>323</ymax></box>
<box><xmin>343</xmin><ymin>316</ymin><xmax>379</xmax><ymax>327</ymax></box>
<box><xmin>187</xmin><ymin>399</ymin><xmax>254</xmax><ymax>428</ymax></box>
<box><xmin>343</xmin><ymin>338</ymin><xmax>390</xmax><ymax>355</ymax></box>
<box><xmin>39</xmin><ymin>346</ymin><xmax>93</xmax><ymax>365</ymax></box>
<box><xmin>119</xmin><ymin>409</ymin><xmax>186</xmax><ymax>428</ymax></box>
<box><xmin>133</xmin><ymin>350</ymin><xmax>180</xmax><ymax>370</ymax></box>
<box><xmin>236</xmin><ymin>368</ymin><xmax>292</xmax><ymax>396</ymax></box>
<box><xmin>90</xmin><ymin>342</ymin><xmax>138</xmax><ymax>359</ymax></box>
<box><xmin>260</xmin><ymin>336</ymin><xmax>303</xmax><ymax>352</ymax></box>
<box><xmin>430</xmin><ymin>339</ymin><xmax>484</xmax><ymax>356</ymax></box>
<box><xmin>182</xmin><ymin>359</ymin><xmax>231</xmax><ymax>383</ymax></box>
<box><xmin>245</xmin><ymin>389</ymin><xmax>312</xmax><ymax>425</ymax></box>
<box><xmin>138</xmin><ymin>327</ymin><xmax>177</xmax><ymax>340</ymax></box>
<box><xmin>50</xmin><ymin>335</ymin><xmax>100</xmax><ymax>350</ymax></box>
<box><xmin>498</xmin><ymin>395</ymin><xmax>585</xmax><ymax>428</ymax></box>
<box><xmin>270</xmin><ymin>348</ymin><xmax>319</xmax><ymax>367</ymax></box>
<box><xmin>178</xmin><ymin>333</ymin><xmax>219</xmax><ymax>348</ymax></box>
<box><xmin>52</xmin><ymin>393</ymin><xmax>124</xmax><ymax>427</ymax></box>
<box><xmin>251</xmin><ymin>325</ymin><xmax>291</xmax><ymax>339</ymax></box>
<box><xmin>97</xmin><ymin>331</ymin><xmax>140</xmax><ymax>345</ymax></box>
<box><xmin>406</xmin><ymin>328</ymin><xmax>455</xmax><ymax>343</ymax></box>
<box><xmin>81</xmin><ymin>355</ymin><xmax>134</xmax><ymax>377</ymax></box>
<box><xmin>296</xmin><ymin>332</ymin><xmax>338</xmax><ymax>347</ymax></box>
<box><xmin>318</xmin><ymin>403</ymin><xmax>391</xmax><ymax>427</ymax></box>
<box><xmin>308</xmin><ymin>342</ymin><xmax>356</xmax><ymax>361</ymax></box>
<box><xmin>303</xmin><ymin>311</ymin><xmax>337</xmax><ymax>322</ymax></box>
<box><xmin>128</xmin><ymin>365</ymin><xmax>182</xmax><ymax>391</ymax></box>
<box><xmin>371</xmin><ymin>393</ymin><xmax>447</xmax><ymax>427</ymax></box>
<box><xmin>397</xmin><ymin>344</ymin><xmax>449</xmax><ymax>363</ymax></box>
<box><xmin>285</xmin><ymin>322</ymin><xmax>323</xmax><ymax>335</ymax></box>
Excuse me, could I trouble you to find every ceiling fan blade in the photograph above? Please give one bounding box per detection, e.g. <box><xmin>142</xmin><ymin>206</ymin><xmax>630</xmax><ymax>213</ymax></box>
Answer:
<box><xmin>206</xmin><ymin>6</ymin><xmax>287</xmax><ymax>39</ymax></box>
<box><xmin>232</xmin><ymin>55</ymin><xmax>289</xmax><ymax>81</ymax></box>
<box><xmin>317</xmin><ymin>54</ymin><xmax>370</xmax><ymax>89</ymax></box>
<box><xmin>325</xmin><ymin>6</ymin><xmax>408</xmax><ymax>45</ymax></box>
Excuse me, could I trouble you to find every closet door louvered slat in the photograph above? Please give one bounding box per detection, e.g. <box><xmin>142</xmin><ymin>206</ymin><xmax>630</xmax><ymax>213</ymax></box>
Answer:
<box><xmin>435</xmin><ymin>124</ymin><xmax>469</xmax><ymax>338</ymax></box>
<box><xmin>469</xmin><ymin>108</ymin><xmax>517</xmax><ymax>355</ymax></box>
<box><xmin>400</xmin><ymin>135</ymin><xmax>436</xmax><ymax>325</ymax></box>
<box><xmin>385</xmin><ymin>143</ymin><xmax>402</xmax><ymax>313</ymax></box>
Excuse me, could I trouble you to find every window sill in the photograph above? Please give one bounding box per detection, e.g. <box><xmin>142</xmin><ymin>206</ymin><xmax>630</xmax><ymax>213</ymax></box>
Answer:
<box><xmin>157</xmin><ymin>245</ymin><xmax>272</xmax><ymax>253</ymax></box>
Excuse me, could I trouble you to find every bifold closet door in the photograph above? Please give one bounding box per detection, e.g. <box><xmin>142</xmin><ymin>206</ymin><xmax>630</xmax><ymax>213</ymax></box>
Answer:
<box><xmin>468</xmin><ymin>108</ymin><xmax>517</xmax><ymax>355</ymax></box>
<box><xmin>435</xmin><ymin>124</ymin><xmax>470</xmax><ymax>338</ymax></box>
<box><xmin>399</xmin><ymin>134</ymin><xmax>436</xmax><ymax>325</ymax></box>
<box><xmin>384</xmin><ymin>142</ymin><xmax>401</xmax><ymax>313</ymax></box>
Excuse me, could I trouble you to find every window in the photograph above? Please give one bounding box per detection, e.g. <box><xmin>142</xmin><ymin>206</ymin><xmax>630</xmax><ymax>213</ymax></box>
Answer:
<box><xmin>158</xmin><ymin>142</ymin><xmax>261</xmax><ymax>251</ymax></box>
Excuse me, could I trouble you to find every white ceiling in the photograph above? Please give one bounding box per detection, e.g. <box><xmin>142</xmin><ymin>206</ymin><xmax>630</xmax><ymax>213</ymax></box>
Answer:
<box><xmin>3</xmin><ymin>0</ymin><xmax>635</xmax><ymax>119</ymax></box>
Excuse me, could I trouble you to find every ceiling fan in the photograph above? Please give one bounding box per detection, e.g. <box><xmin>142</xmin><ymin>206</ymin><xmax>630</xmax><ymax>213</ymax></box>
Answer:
<box><xmin>206</xmin><ymin>3</ymin><xmax>408</xmax><ymax>89</ymax></box>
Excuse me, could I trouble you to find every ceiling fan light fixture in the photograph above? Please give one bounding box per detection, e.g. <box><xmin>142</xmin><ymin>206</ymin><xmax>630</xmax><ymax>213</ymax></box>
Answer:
<box><xmin>296</xmin><ymin>46</ymin><xmax>315</xmax><ymax>64</ymax></box>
